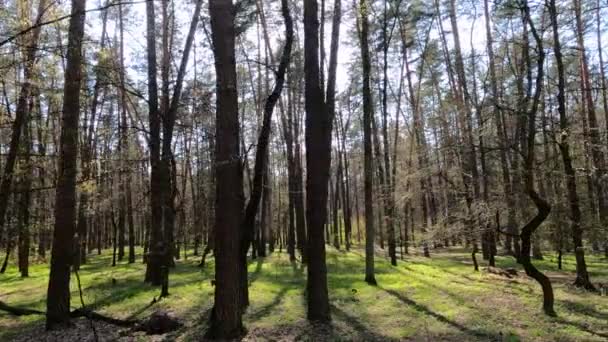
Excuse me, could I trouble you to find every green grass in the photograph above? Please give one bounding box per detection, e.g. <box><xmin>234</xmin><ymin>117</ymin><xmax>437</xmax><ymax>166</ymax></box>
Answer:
<box><xmin>1</xmin><ymin>246</ymin><xmax>607</xmax><ymax>341</ymax></box>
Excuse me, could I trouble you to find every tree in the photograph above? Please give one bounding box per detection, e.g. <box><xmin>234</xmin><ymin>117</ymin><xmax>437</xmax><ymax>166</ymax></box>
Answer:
<box><xmin>46</xmin><ymin>0</ymin><xmax>86</xmax><ymax>328</ymax></box>
<box><xmin>550</xmin><ymin>0</ymin><xmax>594</xmax><ymax>291</ymax></box>
<box><xmin>518</xmin><ymin>1</ymin><xmax>554</xmax><ymax>316</ymax></box>
<box><xmin>326</xmin><ymin>0</ymin><xmax>342</xmax><ymax>251</ymax></box>
<box><xmin>241</xmin><ymin>0</ymin><xmax>293</xmax><ymax>308</ymax></box>
<box><xmin>484</xmin><ymin>0</ymin><xmax>513</xmax><ymax>265</ymax></box>
<box><xmin>358</xmin><ymin>0</ymin><xmax>377</xmax><ymax>285</ymax></box>
<box><xmin>207</xmin><ymin>0</ymin><xmax>245</xmax><ymax>338</ymax></box>
<box><xmin>144</xmin><ymin>0</ymin><xmax>163</xmax><ymax>286</ymax></box>
<box><xmin>380</xmin><ymin>0</ymin><xmax>397</xmax><ymax>266</ymax></box>
<box><xmin>304</xmin><ymin>0</ymin><xmax>332</xmax><ymax>323</ymax></box>
<box><xmin>0</xmin><ymin>0</ymin><xmax>46</xmax><ymax>242</ymax></box>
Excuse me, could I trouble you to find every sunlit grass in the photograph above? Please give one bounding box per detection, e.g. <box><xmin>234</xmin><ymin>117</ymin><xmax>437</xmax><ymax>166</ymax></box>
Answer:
<box><xmin>1</xmin><ymin>245</ymin><xmax>606</xmax><ymax>341</ymax></box>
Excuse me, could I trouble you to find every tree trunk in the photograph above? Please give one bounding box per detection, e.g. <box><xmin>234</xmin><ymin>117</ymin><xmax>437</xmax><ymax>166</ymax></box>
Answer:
<box><xmin>359</xmin><ymin>0</ymin><xmax>377</xmax><ymax>285</ymax></box>
<box><xmin>380</xmin><ymin>0</ymin><xmax>396</xmax><ymax>266</ymax></box>
<box><xmin>144</xmin><ymin>0</ymin><xmax>163</xmax><ymax>286</ymax></box>
<box><xmin>18</xmin><ymin>121</ymin><xmax>32</xmax><ymax>277</ymax></box>
<box><xmin>46</xmin><ymin>0</ymin><xmax>86</xmax><ymax>328</ymax></box>
<box><xmin>598</xmin><ymin>0</ymin><xmax>608</xmax><ymax>148</ymax></box>
<box><xmin>115</xmin><ymin>0</ymin><xmax>135</xmax><ymax>265</ymax></box>
<box><xmin>550</xmin><ymin>0</ymin><xmax>594</xmax><ymax>291</ymax></box>
<box><xmin>207</xmin><ymin>0</ymin><xmax>245</xmax><ymax>338</ymax></box>
<box><xmin>401</xmin><ymin>18</ymin><xmax>430</xmax><ymax>258</ymax></box>
<box><xmin>519</xmin><ymin>3</ymin><xmax>555</xmax><ymax>316</ymax></box>
<box><xmin>484</xmin><ymin>0</ymin><xmax>516</xmax><ymax>258</ymax></box>
<box><xmin>240</xmin><ymin>0</ymin><xmax>292</xmax><ymax>308</ymax></box>
<box><xmin>0</xmin><ymin>0</ymin><xmax>46</xmax><ymax>241</ymax></box>
<box><xmin>283</xmin><ymin>85</ymin><xmax>297</xmax><ymax>261</ymax></box>
<box><xmin>304</xmin><ymin>0</ymin><xmax>332</xmax><ymax>323</ymax></box>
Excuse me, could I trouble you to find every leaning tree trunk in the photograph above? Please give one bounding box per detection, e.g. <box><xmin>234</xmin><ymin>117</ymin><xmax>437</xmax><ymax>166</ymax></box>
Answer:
<box><xmin>240</xmin><ymin>0</ymin><xmax>292</xmax><ymax>309</ymax></box>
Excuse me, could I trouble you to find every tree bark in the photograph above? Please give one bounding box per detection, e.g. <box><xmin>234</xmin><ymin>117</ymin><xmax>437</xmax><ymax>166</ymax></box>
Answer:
<box><xmin>144</xmin><ymin>0</ymin><xmax>163</xmax><ymax>286</ymax></box>
<box><xmin>380</xmin><ymin>0</ymin><xmax>397</xmax><ymax>266</ymax></box>
<box><xmin>46</xmin><ymin>0</ymin><xmax>86</xmax><ymax>328</ymax></box>
<box><xmin>207</xmin><ymin>0</ymin><xmax>245</xmax><ymax>338</ymax></box>
<box><xmin>18</xmin><ymin>120</ymin><xmax>32</xmax><ymax>277</ymax></box>
<box><xmin>359</xmin><ymin>0</ymin><xmax>377</xmax><ymax>285</ymax></box>
<box><xmin>326</xmin><ymin>0</ymin><xmax>342</xmax><ymax>251</ymax></box>
<box><xmin>550</xmin><ymin>0</ymin><xmax>594</xmax><ymax>290</ymax></box>
<box><xmin>304</xmin><ymin>0</ymin><xmax>332</xmax><ymax>323</ymax></box>
<box><xmin>519</xmin><ymin>3</ymin><xmax>555</xmax><ymax>316</ymax></box>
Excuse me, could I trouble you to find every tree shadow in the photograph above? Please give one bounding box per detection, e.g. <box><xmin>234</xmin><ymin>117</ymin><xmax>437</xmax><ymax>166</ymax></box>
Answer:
<box><xmin>169</xmin><ymin>306</ymin><xmax>214</xmax><ymax>341</ymax></box>
<box><xmin>248</xmin><ymin>258</ymin><xmax>265</xmax><ymax>285</ymax></box>
<box><xmin>0</xmin><ymin>286</ymin><xmax>41</xmax><ymax>298</ymax></box>
<box><xmin>438</xmin><ymin>266</ymin><xmax>542</xmax><ymax>299</ymax></box>
<box><xmin>379</xmin><ymin>286</ymin><xmax>499</xmax><ymax>340</ymax></box>
<box><xmin>553</xmin><ymin>317</ymin><xmax>608</xmax><ymax>339</ymax></box>
<box><xmin>82</xmin><ymin>278</ymin><xmax>157</xmax><ymax>311</ymax></box>
<box><xmin>75</xmin><ymin>272</ymin><xmax>203</xmax><ymax>313</ymax></box>
<box><xmin>329</xmin><ymin>303</ymin><xmax>398</xmax><ymax>341</ymax></box>
<box><xmin>560</xmin><ymin>299</ymin><xmax>608</xmax><ymax>321</ymax></box>
<box><xmin>248</xmin><ymin>286</ymin><xmax>290</xmax><ymax>320</ymax></box>
<box><xmin>125</xmin><ymin>301</ymin><xmax>157</xmax><ymax>320</ymax></box>
<box><xmin>290</xmin><ymin>261</ymin><xmax>304</xmax><ymax>279</ymax></box>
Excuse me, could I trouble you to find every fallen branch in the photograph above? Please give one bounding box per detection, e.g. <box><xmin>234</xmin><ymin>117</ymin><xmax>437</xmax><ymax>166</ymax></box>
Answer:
<box><xmin>0</xmin><ymin>300</ymin><xmax>45</xmax><ymax>316</ymax></box>
<box><xmin>70</xmin><ymin>308</ymin><xmax>138</xmax><ymax>327</ymax></box>
<box><xmin>0</xmin><ymin>300</ymin><xmax>138</xmax><ymax>327</ymax></box>
<box><xmin>0</xmin><ymin>300</ymin><xmax>184</xmax><ymax>335</ymax></box>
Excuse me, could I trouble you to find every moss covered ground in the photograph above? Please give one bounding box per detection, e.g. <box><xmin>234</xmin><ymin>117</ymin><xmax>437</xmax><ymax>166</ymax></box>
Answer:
<box><xmin>1</xmin><ymin>246</ymin><xmax>606</xmax><ymax>341</ymax></box>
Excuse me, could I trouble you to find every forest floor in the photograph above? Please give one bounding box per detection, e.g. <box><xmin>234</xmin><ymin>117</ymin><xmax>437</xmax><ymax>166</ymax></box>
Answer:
<box><xmin>0</xmin><ymin>246</ymin><xmax>607</xmax><ymax>341</ymax></box>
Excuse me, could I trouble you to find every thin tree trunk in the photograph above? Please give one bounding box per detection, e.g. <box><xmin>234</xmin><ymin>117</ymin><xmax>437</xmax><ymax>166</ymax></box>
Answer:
<box><xmin>380</xmin><ymin>0</ymin><xmax>396</xmax><ymax>266</ymax></box>
<box><xmin>144</xmin><ymin>0</ymin><xmax>163</xmax><ymax>286</ymax></box>
<box><xmin>0</xmin><ymin>0</ymin><xmax>46</xmax><ymax>241</ymax></box>
<box><xmin>326</xmin><ymin>0</ymin><xmax>342</xmax><ymax>251</ymax></box>
<box><xmin>483</xmin><ymin>0</ymin><xmax>517</xmax><ymax>257</ymax></box>
<box><xmin>549</xmin><ymin>0</ymin><xmax>594</xmax><ymax>291</ymax></box>
<box><xmin>18</xmin><ymin>121</ymin><xmax>32</xmax><ymax>277</ymax></box>
<box><xmin>359</xmin><ymin>0</ymin><xmax>377</xmax><ymax>285</ymax></box>
<box><xmin>519</xmin><ymin>3</ymin><xmax>555</xmax><ymax>315</ymax></box>
<box><xmin>240</xmin><ymin>0</ymin><xmax>292</xmax><ymax>308</ymax></box>
<box><xmin>116</xmin><ymin>0</ymin><xmax>135</xmax><ymax>264</ymax></box>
